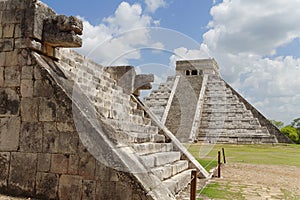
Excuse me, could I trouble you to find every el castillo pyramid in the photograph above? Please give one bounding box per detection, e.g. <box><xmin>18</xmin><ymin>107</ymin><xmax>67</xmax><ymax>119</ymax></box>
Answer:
<box><xmin>145</xmin><ymin>59</ymin><xmax>291</xmax><ymax>144</ymax></box>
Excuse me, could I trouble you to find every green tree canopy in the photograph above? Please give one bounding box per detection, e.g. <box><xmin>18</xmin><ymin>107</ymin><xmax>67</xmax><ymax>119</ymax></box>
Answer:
<box><xmin>281</xmin><ymin>125</ymin><xmax>299</xmax><ymax>143</ymax></box>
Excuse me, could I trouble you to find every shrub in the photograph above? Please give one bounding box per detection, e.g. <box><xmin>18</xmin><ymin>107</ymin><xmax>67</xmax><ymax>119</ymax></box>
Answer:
<box><xmin>281</xmin><ymin>126</ymin><xmax>299</xmax><ymax>143</ymax></box>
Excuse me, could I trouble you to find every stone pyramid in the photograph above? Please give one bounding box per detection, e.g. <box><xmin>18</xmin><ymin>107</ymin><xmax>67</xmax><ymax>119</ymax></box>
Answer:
<box><xmin>145</xmin><ymin>59</ymin><xmax>291</xmax><ymax>144</ymax></box>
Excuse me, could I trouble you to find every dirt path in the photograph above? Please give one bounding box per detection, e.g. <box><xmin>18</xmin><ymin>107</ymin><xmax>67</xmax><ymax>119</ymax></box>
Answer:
<box><xmin>199</xmin><ymin>163</ymin><xmax>300</xmax><ymax>199</ymax></box>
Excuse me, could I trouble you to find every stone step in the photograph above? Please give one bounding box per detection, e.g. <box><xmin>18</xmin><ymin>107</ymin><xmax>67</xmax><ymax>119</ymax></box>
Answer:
<box><xmin>162</xmin><ymin>169</ymin><xmax>193</xmax><ymax>196</ymax></box>
<box><xmin>198</xmin><ymin>128</ymin><xmax>270</xmax><ymax>136</ymax></box>
<box><xmin>132</xmin><ymin>143</ymin><xmax>173</xmax><ymax>155</ymax></box>
<box><xmin>201</xmin><ymin>110</ymin><xmax>252</xmax><ymax>118</ymax></box>
<box><xmin>140</xmin><ymin>151</ymin><xmax>181</xmax><ymax>168</ymax></box>
<box><xmin>117</xmin><ymin>131</ymin><xmax>165</xmax><ymax>143</ymax></box>
<box><xmin>198</xmin><ymin>135</ymin><xmax>277</xmax><ymax>144</ymax></box>
<box><xmin>151</xmin><ymin>160</ymin><xmax>189</xmax><ymax>181</ymax></box>
<box><xmin>105</xmin><ymin>119</ymin><xmax>158</xmax><ymax>134</ymax></box>
<box><xmin>149</xmin><ymin>94</ymin><xmax>171</xmax><ymax>99</ymax></box>
<box><xmin>204</xmin><ymin>96</ymin><xmax>239</xmax><ymax>101</ymax></box>
<box><xmin>145</xmin><ymin>100</ymin><xmax>168</xmax><ymax>107</ymax></box>
<box><xmin>201</xmin><ymin>109</ymin><xmax>249</xmax><ymax>113</ymax></box>
<box><xmin>152</xmin><ymin>89</ymin><xmax>171</xmax><ymax>94</ymax></box>
<box><xmin>203</xmin><ymin>104</ymin><xmax>246</xmax><ymax>110</ymax></box>
<box><xmin>201</xmin><ymin>117</ymin><xmax>258</xmax><ymax>122</ymax></box>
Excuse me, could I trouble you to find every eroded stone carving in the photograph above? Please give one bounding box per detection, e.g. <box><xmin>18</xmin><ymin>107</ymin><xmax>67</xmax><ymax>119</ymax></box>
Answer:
<box><xmin>43</xmin><ymin>15</ymin><xmax>83</xmax><ymax>48</ymax></box>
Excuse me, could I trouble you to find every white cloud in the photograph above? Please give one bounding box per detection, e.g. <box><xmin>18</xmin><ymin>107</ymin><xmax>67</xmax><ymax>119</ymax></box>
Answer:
<box><xmin>202</xmin><ymin>0</ymin><xmax>300</xmax><ymax>124</ymax></box>
<box><xmin>77</xmin><ymin>2</ymin><xmax>163</xmax><ymax>66</ymax></box>
<box><xmin>169</xmin><ymin>45</ymin><xmax>211</xmax><ymax>67</ymax></box>
<box><xmin>169</xmin><ymin>0</ymin><xmax>300</xmax><ymax>123</ymax></box>
<box><xmin>145</xmin><ymin>0</ymin><xmax>167</xmax><ymax>13</ymax></box>
<box><xmin>205</xmin><ymin>0</ymin><xmax>300</xmax><ymax>56</ymax></box>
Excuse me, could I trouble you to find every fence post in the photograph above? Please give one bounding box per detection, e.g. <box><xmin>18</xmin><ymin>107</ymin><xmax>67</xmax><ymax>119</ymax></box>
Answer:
<box><xmin>218</xmin><ymin>151</ymin><xmax>221</xmax><ymax>178</ymax></box>
<box><xmin>222</xmin><ymin>147</ymin><xmax>226</xmax><ymax>164</ymax></box>
<box><xmin>190</xmin><ymin>170</ymin><xmax>197</xmax><ymax>200</ymax></box>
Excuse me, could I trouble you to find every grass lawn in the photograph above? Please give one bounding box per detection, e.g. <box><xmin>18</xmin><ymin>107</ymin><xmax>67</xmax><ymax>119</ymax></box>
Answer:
<box><xmin>185</xmin><ymin>143</ymin><xmax>300</xmax><ymax>200</ymax></box>
<box><xmin>187</xmin><ymin>143</ymin><xmax>300</xmax><ymax>166</ymax></box>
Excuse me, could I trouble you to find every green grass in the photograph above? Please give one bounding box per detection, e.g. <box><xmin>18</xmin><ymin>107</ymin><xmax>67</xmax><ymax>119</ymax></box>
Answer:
<box><xmin>197</xmin><ymin>159</ymin><xmax>218</xmax><ymax>172</ymax></box>
<box><xmin>186</xmin><ymin>144</ymin><xmax>300</xmax><ymax>200</ymax></box>
<box><xmin>198</xmin><ymin>182</ymin><xmax>245</xmax><ymax>200</ymax></box>
<box><xmin>187</xmin><ymin>143</ymin><xmax>300</xmax><ymax>166</ymax></box>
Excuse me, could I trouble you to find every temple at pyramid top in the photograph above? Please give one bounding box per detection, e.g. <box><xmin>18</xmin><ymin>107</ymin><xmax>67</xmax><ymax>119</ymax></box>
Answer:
<box><xmin>176</xmin><ymin>58</ymin><xmax>219</xmax><ymax>76</ymax></box>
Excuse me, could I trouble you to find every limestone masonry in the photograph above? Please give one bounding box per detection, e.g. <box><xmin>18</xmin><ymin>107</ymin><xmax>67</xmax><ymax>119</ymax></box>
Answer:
<box><xmin>145</xmin><ymin>59</ymin><xmax>291</xmax><ymax>144</ymax></box>
<box><xmin>0</xmin><ymin>1</ymin><xmax>291</xmax><ymax>200</ymax></box>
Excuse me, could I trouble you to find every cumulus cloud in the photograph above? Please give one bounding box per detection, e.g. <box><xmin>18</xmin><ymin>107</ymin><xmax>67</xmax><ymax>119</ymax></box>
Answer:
<box><xmin>77</xmin><ymin>2</ymin><xmax>163</xmax><ymax>65</ymax></box>
<box><xmin>169</xmin><ymin>45</ymin><xmax>211</xmax><ymax>67</ymax></box>
<box><xmin>169</xmin><ymin>0</ymin><xmax>300</xmax><ymax>123</ymax></box>
<box><xmin>145</xmin><ymin>0</ymin><xmax>167</xmax><ymax>13</ymax></box>
<box><xmin>205</xmin><ymin>0</ymin><xmax>300</xmax><ymax>56</ymax></box>
<box><xmin>202</xmin><ymin>0</ymin><xmax>300</xmax><ymax>123</ymax></box>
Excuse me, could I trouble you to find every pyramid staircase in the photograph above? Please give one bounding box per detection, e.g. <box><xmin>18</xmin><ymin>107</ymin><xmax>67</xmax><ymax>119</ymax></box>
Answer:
<box><xmin>144</xmin><ymin>76</ymin><xmax>178</xmax><ymax>124</ymax></box>
<box><xmin>34</xmin><ymin>49</ymin><xmax>209</xmax><ymax>199</ymax></box>
<box><xmin>197</xmin><ymin>75</ymin><xmax>277</xmax><ymax>143</ymax></box>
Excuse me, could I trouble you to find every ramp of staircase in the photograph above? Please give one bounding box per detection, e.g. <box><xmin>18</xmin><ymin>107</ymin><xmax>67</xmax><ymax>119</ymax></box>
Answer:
<box><xmin>132</xmin><ymin>95</ymin><xmax>210</xmax><ymax>178</ymax></box>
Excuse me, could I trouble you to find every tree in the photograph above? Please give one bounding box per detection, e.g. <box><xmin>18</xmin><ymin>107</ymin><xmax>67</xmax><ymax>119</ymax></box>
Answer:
<box><xmin>281</xmin><ymin>125</ymin><xmax>299</xmax><ymax>144</ymax></box>
<box><xmin>291</xmin><ymin>118</ymin><xmax>300</xmax><ymax>129</ymax></box>
<box><xmin>270</xmin><ymin>119</ymin><xmax>284</xmax><ymax>129</ymax></box>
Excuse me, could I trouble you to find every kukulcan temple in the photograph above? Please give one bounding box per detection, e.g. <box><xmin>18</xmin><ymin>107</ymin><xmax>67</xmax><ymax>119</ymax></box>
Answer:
<box><xmin>0</xmin><ymin>1</ymin><xmax>291</xmax><ymax>200</ymax></box>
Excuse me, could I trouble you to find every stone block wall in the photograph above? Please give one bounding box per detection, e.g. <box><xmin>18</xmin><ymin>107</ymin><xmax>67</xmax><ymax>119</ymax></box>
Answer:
<box><xmin>0</xmin><ymin>1</ymin><xmax>149</xmax><ymax>199</ymax></box>
<box><xmin>224</xmin><ymin>82</ymin><xmax>292</xmax><ymax>143</ymax></box>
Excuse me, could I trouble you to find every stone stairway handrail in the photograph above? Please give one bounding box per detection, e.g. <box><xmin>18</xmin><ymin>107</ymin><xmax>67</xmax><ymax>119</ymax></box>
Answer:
<box><xmin>189</xmin><ymin>74</ymin><xmax>208</xmax><ymax>142</ymax></box>
<box><xmin>161</xmin><ymin>75</ymin><xmax>181</xmax><ymax>125</ymax></box>
<box><xmin>131</xmin><ymin>95</ymin><xmax>210</xmax><ymax>178</ymax></box>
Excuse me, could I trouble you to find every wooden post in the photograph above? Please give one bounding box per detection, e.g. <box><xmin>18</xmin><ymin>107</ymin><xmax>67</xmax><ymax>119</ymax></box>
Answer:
<box><xmin>222</xmin><ymin>147</ymin><xmax>226</xmax><ymax>164</ymax></box>
<box><xmin>218</xmin><ymin>151</ymin><xmax>221</xmax><ymax>178</ymax></box>
<box><xmin>190</xmin><ymin>170</ymin><xmax>197</xmax><ymax>200</ymax></box>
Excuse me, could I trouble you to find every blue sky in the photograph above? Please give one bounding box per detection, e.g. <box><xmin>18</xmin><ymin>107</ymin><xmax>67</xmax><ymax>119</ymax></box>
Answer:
<box><xmin>42</xmin><ymin>0</ymin><xmax>300</xmax><ymax>124</ymax></box>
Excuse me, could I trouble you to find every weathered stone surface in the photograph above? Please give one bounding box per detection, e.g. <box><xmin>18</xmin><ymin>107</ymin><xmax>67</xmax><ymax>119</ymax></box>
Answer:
<box><xmin>36</xmin><ymin>172</ymin><xmax>59</xmax><ymax>199</ymax></box>
<box><xmin>57</xmin><ymin>122</ymin><xmax>75</xmax><ymax>132</ymax></box>
<box><xmin>105</xmin><ymin>66</ymin><xmax>135</xmax><ymax>94</ymax></box>
<box><xmin>0</xmin><ymin>67</ymin><xmax>3</xmax><ymax>86</ymax></box>
<box><xmin>5</xmin><ymin>50</ymin><xmax>18</xmax><ymax>66</ymax></box>
<box><xmin>0</xmin><ymin>117</ymin><xmax>20</xmax><ymax>151</ymax></box>
<box><xmin>68</xmin><ymin>154</ymin><xmax>79</xmax><ymax>174</ymax></box>
<box><xmin>96</xmin><ymin>181</ymin><xmax>116</xmax><ymax>200</ymax></box>
<box><xmin>82</xmin><ymin>180</ymin><xmax>96</xmax><ymax>200</ymax></box>
<box><xmin>3</xmin><ymin>23</ymin><xmax>14</xmax><ymax>38</ymax></box>
<box><xmin>39</xmin><ymin>98</ymin><xmax>56</xmax><ymax>121</ymax></box>
<box><xmin>0</xmin><ymin>23</ymin><xmax>3</xmax><ymax>38</ymax></box>
<box><xmin>20</xmin><ymin>79</ymin><xmax>33</xmax><ymax>97</ymax></box>
<box><xmin>4</xmin><ymin>65</ymin><xmax>20</xmax><ymax>86</ymax></box>
<box><xmin>21</xmin><ymin>66</ymin><xmax>33</xmax><ymax>79</ymax></box>
<box><xmin>20</xmin><ymin>98</ymin><xmax>38</xmax><ymax>122</ymax></box>
<box><xmin>8</xmin><ymin>152</ymin><xmax>37</xmax><ymax>196</ymax></box>
<box><xmin>78</xmin><ymin>153</ymin><xmax>96</xmax><ymax>179</ymax></box>
<box><xmin>43</xmin><ymin>15</ymin><xmax>83</xmax><ymax>48</ymax></box>
<box><xmin>34</xmin><ymin>80</ymin><xmax>54</xmax><ymax>97</ymax></box>
<box><xmin>18</xmin><ymin>49</ymin><xmax>32</xmax><ymax>66</ymax></box>
<box><xmin>0</xmin><ymin>88</ymin><xmax>20</xmax><ymax>116</ymax></box>
<box><xmin>58</xmin><ymin>132</ymin><xmax>78</xmax><ymax>154</ymax></box>
<box><xmin>34</xmin><ymin>66</ymin><xmax>42</xmax><ymax>80</ymax></box>
<box><xmin>0</xmin><ymin>152</ymin><xmax>10</xmax><ymax>187</ymax></box>
<box><xmin>59</xmin><ymin>175</ymin><xmax>82</xmax><ymax>200</ymax></box>
<box><xmin>20</xmin><ymin>122</ymin><xmax>43</xmax><ymax>152</ymax></box>
<box><xmin>0</xmin><ymin>38</ymin><xmax>14</xmax><ymax>52</ymax></box>
<box><xmin>0</xmin><ymin>52</ymin><xmax>5</xmax><ymax>67</ymax></box>
<box><xmin>115</xmin><ymin>182</ymin><xmax>133</xmax><ymax>200</ymax></box>
<box><xmin>14</xmin><ymin>24</ymin><xmax>21</xmax><ymax>38</ymax></box>
<box><xmin>37</xmin><ymin>153</ymin><xmax>51</xmax><ymax>172</ymax></box>
<box><xmin>43</xmin><ymin>122</ymin><xmax>59</xmax><ymax>153</ymax></box>
<box><xmin>51</xmin><ymin>154</ymin><xmax>69</xmax><ymax>174</ymax></box>
<box><xmin>134</xmin><ymin>74</ymin><xmax>154</xmax><ymax>90</ymax></box>
<box><xmin>95</xmin><ymin>162</ymin><xmax>119</xmax><ymax>182</ymax></box>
